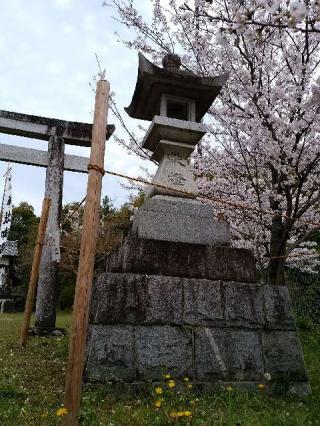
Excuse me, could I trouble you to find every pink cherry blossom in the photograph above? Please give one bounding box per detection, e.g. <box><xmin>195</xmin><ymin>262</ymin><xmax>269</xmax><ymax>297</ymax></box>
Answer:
<box><xmin>109</xmin><ymin>0</ymin><xmax>320</xmax><ymax>283</ymax></box>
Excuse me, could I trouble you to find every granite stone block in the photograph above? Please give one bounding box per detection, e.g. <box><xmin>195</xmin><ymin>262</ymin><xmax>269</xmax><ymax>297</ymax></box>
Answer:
<box><xmin>90</xmin><ymin>273</ymin><xmax>144</xmax><ymax>324</ymax></box>
<box><xmin>135</xmin><ymin>326</ymin><xmax>193</xmax><ymax>380</ymax></box>
<box><xmin>205</xmin><ymin>247</ymin><xmax>256</xmax><ymax>283</ymax></box>
<box><xmin>131</xmin><ymin>196</ymin><xmax>230</xmax><ymax>246</ymax></box>
<box><xmin>194</xmin><ymin>328</ymin><xmax>264</xmax><ymax>381</ymax></box>
<box><xmin>144</xmin><ymin>275</ymin><xmax>183</xmax><ymax>324</ymax></box>
<box><xmin>263</xmin><ymin>285</ymin><xmax>296</xmax><ymax>330</ymax></box>
<box><xmin>223</xmin><ymin>282</ymin><xmax>265</xmax><ymax>328</ymax></box>
<box><xmin>105</xmin><ymin>237</ymin><xmax>256</xmax><ymax>283</ymax></box>
<box><xmin>137</xmin><ymin>195</ymin><xmax>221</xmax><ymax>218</ymax></box>
<box><xmin>85</xmin><ymin>325</ymin><xmax>135</xmax><ymax>382</ymax></box>
<box><xmin>91</xmin><ymin>273</ymin><xmax>183</xmax><ymax>325</ymax></box>
<box><xmin>132</xmin><ymin>210</ymin><xmax>229</xmax><ymax>246</ymax></box>
<box><xmin>183</xmin><ymin>279</ymin><xmax>224</xmax><ymax>326</ymax></box>
<box><xmin>262</xmin><ymin>331</ymin><xmax>308</xmax><ymax>381</ymax></box>
<box><xmin>286</xmin><ymin>382</ymin><xmax>312</xmax><ymax>396</ymax></box>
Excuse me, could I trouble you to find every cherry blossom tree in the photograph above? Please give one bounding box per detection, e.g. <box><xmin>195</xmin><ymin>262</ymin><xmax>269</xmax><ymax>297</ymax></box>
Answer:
<box><xmin>108</xmin><ymin>0</ymin><xmax>320</xmax><ymax>284</ymax></box>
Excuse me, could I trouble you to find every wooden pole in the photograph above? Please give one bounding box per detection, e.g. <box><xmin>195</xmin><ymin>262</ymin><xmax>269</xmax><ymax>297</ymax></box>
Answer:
<box><xmin>63</xmin><ymin>79</ymin><xmax>109</xmax><ymax>425</ymax></box>
<box><xmin>20</xmin><ymin>197</ymin><xmax>51</xmax><ymax>347</ymax></box>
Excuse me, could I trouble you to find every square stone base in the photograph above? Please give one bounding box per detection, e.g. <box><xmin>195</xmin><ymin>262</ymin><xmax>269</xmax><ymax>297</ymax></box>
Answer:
<box><xmin>86</xmin><ymin>273</ymin><xmax>310</xmax><ymax>395</ymax></box>
<box><xmin>131</xmin><ymin>196</ymin><xmax>231</xmax><ymax>246</ymax></box>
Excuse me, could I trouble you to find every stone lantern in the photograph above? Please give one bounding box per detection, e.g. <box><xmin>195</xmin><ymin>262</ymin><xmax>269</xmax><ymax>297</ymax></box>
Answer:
<box><xmin>86</xmin><ymin>53</ymin><xmax>310</xmax><ymax>396</ymax></box>
<box><xmin>124</xmin><ymin>53</ymin><xmax>230</xmax><ymax>246</ymax></box>
<box><xmin>125</xmin><ymin>52</ymin><xmax>228</xmax><ymax>200</ymax></box>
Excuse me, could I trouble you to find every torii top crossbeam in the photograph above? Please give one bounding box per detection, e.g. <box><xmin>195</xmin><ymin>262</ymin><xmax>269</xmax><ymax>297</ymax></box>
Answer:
<box><xmin>0</xmin><ymin>110</ymin><xmax>115</xmax><ymax>146</ymax></box>
<box><xmin>0</xmin><ymin>107</ymin><xmax>115</xmax><ymax>332</ymax></box>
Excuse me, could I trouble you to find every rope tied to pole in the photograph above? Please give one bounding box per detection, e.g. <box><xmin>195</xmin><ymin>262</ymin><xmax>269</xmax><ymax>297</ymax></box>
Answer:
<box><xmin>87</xmin><ymin>163</ymin><xmax>105</xmax><ymax>176</ymax></box>
<box><xmin>102</xmin><ymin>169</ymin><xmax>320</xmax><ymax>229</ymax></box>
<box><xmin>57</xmin><ymin>168</ymin><xmax>320</xmax><ymax>264</ymax></box>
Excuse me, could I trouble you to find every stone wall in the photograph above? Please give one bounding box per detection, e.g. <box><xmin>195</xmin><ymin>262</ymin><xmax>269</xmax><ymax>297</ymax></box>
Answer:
<box><xmin>86</xmin><ymin>271</ymin><xmax>310</xmax><ymax>395</ymax></box>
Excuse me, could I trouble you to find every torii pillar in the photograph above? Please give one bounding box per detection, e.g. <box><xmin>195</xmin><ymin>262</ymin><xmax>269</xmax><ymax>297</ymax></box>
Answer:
<box><xmin>0</xmin><ymin>110</ymin><xmax>114</xmax><ymax>333</ymax></box>
<box><xmin>35</xmin><ymin>131</ymin><xmax>65</xmax><ymax>333</ymax></box>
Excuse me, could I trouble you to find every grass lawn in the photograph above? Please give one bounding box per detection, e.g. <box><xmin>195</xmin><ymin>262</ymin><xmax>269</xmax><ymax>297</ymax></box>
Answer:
<box><xmin>0</xmin><ymin>313</ymin><xmax>319</xmax><ymax>425</ymax></box>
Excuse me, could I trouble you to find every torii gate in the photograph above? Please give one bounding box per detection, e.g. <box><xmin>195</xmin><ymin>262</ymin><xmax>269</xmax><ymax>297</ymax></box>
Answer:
<box><xmin>0</xmin><ymin>110</ymin><xmax>114</xmax><ymax>333</ymax></box>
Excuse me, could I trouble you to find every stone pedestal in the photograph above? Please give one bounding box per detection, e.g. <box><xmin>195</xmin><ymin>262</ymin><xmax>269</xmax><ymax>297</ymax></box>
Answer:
<box><xmin>131</xmin><ymin>196</ymin><xmax>231</xmax><ymax>246</ymax></box>
<box><xmin>85</xmin><ymin>197</ymin><xmax>310</xmax><ymax>395</ymax></box>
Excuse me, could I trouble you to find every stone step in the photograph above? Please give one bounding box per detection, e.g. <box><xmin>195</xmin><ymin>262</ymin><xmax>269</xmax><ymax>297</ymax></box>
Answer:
<box><xmin>83</xmin><ymin>378</ymin><xmax>312</xmax><ymax>397</ymax></box>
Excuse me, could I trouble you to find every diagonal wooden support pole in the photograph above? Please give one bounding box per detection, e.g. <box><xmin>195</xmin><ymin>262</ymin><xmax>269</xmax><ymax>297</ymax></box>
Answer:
<box><xmin>20</xmin><ymin>197</ymin><xmax>51</xmax><ymax>347</ymax></box>
<box><xmin>63</xmin><ymin>79</ymin><xmax>109</xmax><ymax>425</ymax></box>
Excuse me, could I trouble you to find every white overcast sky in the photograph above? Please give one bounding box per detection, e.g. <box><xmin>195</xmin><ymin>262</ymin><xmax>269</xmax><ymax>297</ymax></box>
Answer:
<box><xmin>0</xmin><ymin>0</ymin><xmax>156</xmax><ymax>214</ymax></box>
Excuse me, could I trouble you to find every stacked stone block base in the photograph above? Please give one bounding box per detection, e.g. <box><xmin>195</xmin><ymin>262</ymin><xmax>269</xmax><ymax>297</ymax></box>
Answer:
<box><xmin>86</xmin><ymin>270</ymin><xmax>310</xmax><ymax>395</ymax></box>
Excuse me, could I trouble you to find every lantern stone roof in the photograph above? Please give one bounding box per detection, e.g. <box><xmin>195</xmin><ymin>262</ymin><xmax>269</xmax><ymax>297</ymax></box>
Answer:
<box><xmin>125</xmin><ymin>53</ymin><xmax>229</xmax><ymax>122</ymax></box>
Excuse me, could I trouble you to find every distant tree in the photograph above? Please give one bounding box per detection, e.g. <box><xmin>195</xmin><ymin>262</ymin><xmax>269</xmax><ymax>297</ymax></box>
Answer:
<box><xmin>7</xmin><ymin>197</ymin><xmax>147</xmax><ymax>310</ymax></box>
<box><xmin>132</xmin><ymin>191</ymin><xmax>145</xmax><ymax>209</ymax></box>
<box><xmin>8</xmin><ymin>202</ymin><xmax>39</xmax><ymax>309</ymax></box>
<box><xmin>58</xmin><ymin>195</ymin><xmax>143</xmax><ymax>309</ymax></box>
<box><xmin>9</xmin><ymin>202</ymin><xmax>39</xmax><ymax>247</ymax></box>
<box><xmin>101</xmin><ymin>195</ymin><xmax>116</xmax><ymax>218</ymax></box>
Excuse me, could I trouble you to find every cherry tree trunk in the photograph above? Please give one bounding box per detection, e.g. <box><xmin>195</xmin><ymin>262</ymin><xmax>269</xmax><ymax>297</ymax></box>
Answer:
<box><xmin>34</xmin><ymin>133</ymin><xmax>64</xmax><ymax>332</ymax></box>
<box><xmin>267</xmin><ymin>214</ymin><xmax>286</xmax><ymax>285</ymax></box>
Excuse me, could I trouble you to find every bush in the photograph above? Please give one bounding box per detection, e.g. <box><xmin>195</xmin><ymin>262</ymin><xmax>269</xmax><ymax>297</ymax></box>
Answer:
<box><xmin>59</xmin><ymin>282</ymin><xmax>75</xmax><ymax>310</ymax></box>
<box><xmin>296</xmin><ymin>316</ymin><xmax>314</xmax><ymax>332</ymax></box>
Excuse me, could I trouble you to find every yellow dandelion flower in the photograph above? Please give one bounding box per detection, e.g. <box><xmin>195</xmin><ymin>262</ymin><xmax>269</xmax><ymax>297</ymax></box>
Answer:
<box><xmin>258</xmin><ymin>383</ymin><xmax>266</xmax><ymax>390</ymax></box>
<box><xmin>154</xmin><ymin>400</ymin><xmax>162</xmax><ymax>408</ymax></box>
<box><xmin>168</xmin><ymin>379</ymin><xmax>176</xmax><ymax>388</ymax></box>
<box><xmin>56</xmin><ymin>407</ymin><xmax>68</xmax><ymax>417</ymax></box>
<box><xmin>155</xmin><ymin>386</ymin><xmax>163</xmax><ymax>395</ymax></box>
<box><xmin>170</xmin><ymin>411</ymin><xmax>178</xmax><ymax>419</ymax></box>
<box><xmin>163</xmin><ymin>373</ymin><xmax>171</xmax><ymax>379</ymax></box>
<box><xmin>177</xmin><ymin>411</ymin><xmax>185</xmax><ymax>417</ymax></box>
<box><xmin>184</xmin><ymin>410</ymin><xmax>192</xmax><ymax>417</ymax></box>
